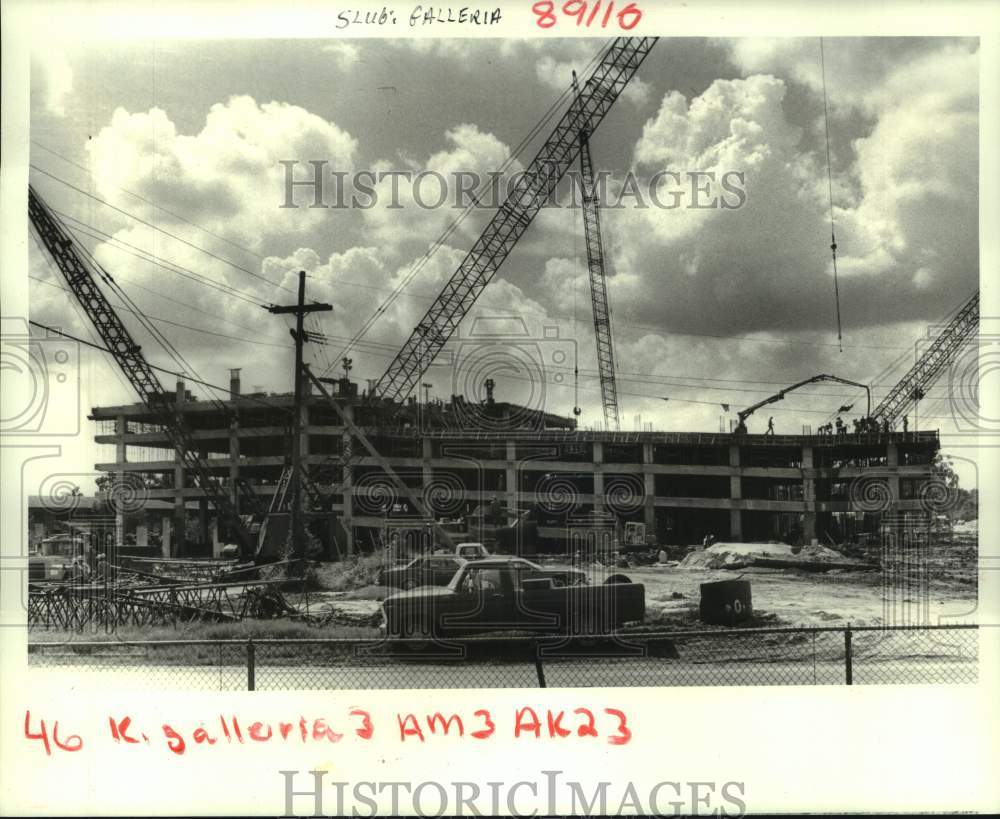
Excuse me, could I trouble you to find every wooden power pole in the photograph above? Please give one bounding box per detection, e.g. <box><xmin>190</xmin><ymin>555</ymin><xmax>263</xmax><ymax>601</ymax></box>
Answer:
<box><xmin>266</xmin><ymin>271</ymin><xmax>332</xmax><ymax>573</ymax></box>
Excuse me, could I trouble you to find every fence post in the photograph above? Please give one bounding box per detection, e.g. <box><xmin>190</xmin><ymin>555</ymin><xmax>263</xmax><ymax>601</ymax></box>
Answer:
<box><xmin>534</xmin><ymin>642</ymin><xmax>547</xmax><ymax>688</ymax></box>
<box><xmin>247</xmin><ymin>638</ymin><xmax>256</xmax><ymax>691</ymax></box>
<box><xmin>844</xmin><ymin>626</ymin><xmax>853</xmax><ymax>685</ymax></box>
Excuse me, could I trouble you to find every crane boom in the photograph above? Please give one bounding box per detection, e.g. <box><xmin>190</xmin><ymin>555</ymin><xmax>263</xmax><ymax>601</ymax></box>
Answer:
<box><xmin>372</xmin><ymin>37</ymin><xmax>657</xmax><ymax>403</ymax></box>
<box><xmin>574</xmin><ymin>72</ymin><xmax>621</xmax><ymax>431</ymax></box>
<box><xmin>735</xmin><ymin>373</ymin><xmax>871</xmax><ymax>433</ymax></box>
<box><xmin>27</xmin><ymin>185</ymin><xmax>257</xmax><ymax>557</ymax></box>
<box><xmin>870</xmin><ymin>292</ymin><xmax>979</xmax><ymax>427</ymax></box>
<box><xmin>304</xmin><ymin>38</ymin><xmax>657</xmax><ymax>518</ymax></box>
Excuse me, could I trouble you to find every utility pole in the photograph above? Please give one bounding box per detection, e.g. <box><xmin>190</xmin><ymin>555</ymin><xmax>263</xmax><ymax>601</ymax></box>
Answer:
<box><xmin>266</xmin><ymin>271</ymin><xmax>332</xmax><ymax>574</ymax></box>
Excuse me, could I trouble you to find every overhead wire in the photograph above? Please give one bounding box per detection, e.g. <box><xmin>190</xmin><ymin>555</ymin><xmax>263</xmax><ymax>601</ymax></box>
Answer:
<box><xmin>51</xmin><ymin>210</ymin><xmax>267</xmax><ymax>307</ymax></box>
<box><xmin>28</xmin><ymin>165</ymin><xmax>295</xmax><ymax>295</ymax></box>
<box><xmin>29</xmin><ymin>274</ymin><xmax>294</xmax><ymax>349</ymax></box>
<box><xmin>26</xmin><ymin>320</ymin><xmax>295</xmax><ymax>414</ymax></box>
<box><xmin>819</xmin><ymin>37</ymin><xmax>844</xmax><ymax>353</ymax></box>
<box><xmin>28</xmin><ymin>185</ymin><xmax>292</xmax><ymax>421</ymax></box>
<box><xmin>30</xmin><ymin>139</ymin><xmax>267</xmax><ymax>262</ymax></box>
<box><xmin>32</xmin><ymin>157</ymin><xmax>919</xmax><ymax>355</ymax></box>
<box><xmin>321</xmin><ymin>39</ymin><xmax>617</xmax><ymax>376</ymax></box>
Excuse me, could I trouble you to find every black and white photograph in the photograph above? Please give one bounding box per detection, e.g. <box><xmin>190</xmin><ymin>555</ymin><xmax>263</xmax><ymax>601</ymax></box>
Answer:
<box><xmin>1</xmin><ymin>1</ymin><xmax>998</xmax><ymax>815</ymax></box>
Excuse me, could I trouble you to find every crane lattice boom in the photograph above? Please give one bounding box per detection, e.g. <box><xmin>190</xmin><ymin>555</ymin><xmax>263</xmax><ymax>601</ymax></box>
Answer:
<box><xmin>576</xmin><ymin>82</ymin><xmax>621</xmax><ymax>431</ymax></box>
<box><xmin>372</xmin><ymin>37</ymin><xmax>657</xmax><ymax>403</ymax></box>
<box><xmin>871</xmin><ymin>292</ymin><xmax>979</xmax><ymax>427</ymax></box>
<box><xmin>28</xmin><ymin>186</ymin><xmax>258</xmax><ymax>557</ymax></box>
<box><xmin>302</xmin><ymin>37</ymin><xmax>657</xmax><ymax>507</ymax></box>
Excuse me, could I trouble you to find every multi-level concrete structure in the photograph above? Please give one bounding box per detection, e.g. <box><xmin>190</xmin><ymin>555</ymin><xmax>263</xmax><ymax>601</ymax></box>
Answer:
<box><xmin>91</xmin><ymin>372</ymin><xmax>941</xmax><ymax>558</ymax></box>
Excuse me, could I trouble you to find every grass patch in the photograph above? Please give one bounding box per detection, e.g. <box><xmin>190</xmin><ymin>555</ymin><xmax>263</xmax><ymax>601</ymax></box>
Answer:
<box><xmin>28</xmin><ymin>618</ymin><xmax>380</xmax><ymax>646</ymax></box>
<box><xmin>312</xmin><ymin>554</ymin><xmax>384</xmax><ymax>592</ymax></box>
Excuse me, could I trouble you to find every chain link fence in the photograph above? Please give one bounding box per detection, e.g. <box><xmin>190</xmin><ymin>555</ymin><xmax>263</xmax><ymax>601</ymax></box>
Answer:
<box><xmin>26</xmin><ymin>625</ymin><xmax>978</xmax><ymax>690</ymax></box>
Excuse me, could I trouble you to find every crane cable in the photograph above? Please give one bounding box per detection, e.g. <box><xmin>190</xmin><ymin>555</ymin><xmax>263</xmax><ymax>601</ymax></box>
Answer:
<box><xmin>571</xmin><ymin>70</ymin><xmax>583</xmax><ymax>419</ymax></box>
<box><xmin>820</xmin><ymin>38</ymin><xmax>844</xmax><ymax>353</ymax></box>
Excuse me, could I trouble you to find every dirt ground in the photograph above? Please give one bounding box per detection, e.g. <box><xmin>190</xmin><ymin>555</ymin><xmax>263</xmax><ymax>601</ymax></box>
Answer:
<box><xmin>289</xmin><ymin>533</ymin><xmax>978</xmax><ymax>631</ymax></box>
<box><xmin>27</xmin><ymin>532</ymin><xmax>977</xmax><ymax>643</ymax></box>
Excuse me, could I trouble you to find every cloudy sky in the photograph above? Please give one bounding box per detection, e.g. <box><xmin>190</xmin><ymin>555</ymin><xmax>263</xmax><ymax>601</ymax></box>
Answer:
<box><xmin>26</xmin><ymin>36</ymin><xmax>981</xmax><ymax>483</ymax></box>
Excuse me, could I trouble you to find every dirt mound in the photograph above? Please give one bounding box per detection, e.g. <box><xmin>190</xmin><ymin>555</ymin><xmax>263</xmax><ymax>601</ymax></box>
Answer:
<box><xmin>680</xmin><ymin>541</ymin><xmax>843</xmax><ymax>570</ymax></box>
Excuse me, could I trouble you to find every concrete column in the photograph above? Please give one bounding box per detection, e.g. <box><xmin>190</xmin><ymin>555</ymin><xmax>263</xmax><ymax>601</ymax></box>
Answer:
<box><xmin>198</xmin><ymin>498</ymin><xmax>209</xmax><ymax>546</ymax></box>
<box><xmin>593</xmin><ymin>441</ymin><xmax>604</xmax><ymax>514</ymax></box>
<box><xmin>114</xmin><ymin>414</ymin><xmax>126</xmax><ymax>549</ymax></box>
<box><xmin>728</xmin><ymin>444</ymin><xmax>743</xmax><ymax>541</ymax></box>
<box><xmin>505</xmin><ymin>440</ymin><xmax>517</xmax><ymax>519</ymax></box>
<box><xmin>340</xmin><ymin>404</ymin><xmax>354</xmax><ymax>556</ymax></box>
<box><xmin>160</xmin><ymin>515</ymin><xmax>171</xmax><ymax>558</ymax></box>
<box><xmin>228</xmin><ymin>414</ymin><xmax>240</xmax><ymax>510</ymax></box>
<box><xmin>642</xmin><ymin>442</ymin><xmax>655</xmax><ymax>535</ymax></box>
<box><xmin>422</xmin><ymin>436</ymin><xmax>433</xmax><ymax>500</ymax></box>
<box><xmin>886</xmin><ymin>443</ymin><xmax>901</xmax><ymax>517</ymax></box>
<box><xmin>802</xmin><ymin>445</ymin><xmax>817</xmax><ymax>545</ymax></box>
<box><xmin>172</xmin><ymin>381</ymin><xmax>186</xmax><ymax>556</ymax></box>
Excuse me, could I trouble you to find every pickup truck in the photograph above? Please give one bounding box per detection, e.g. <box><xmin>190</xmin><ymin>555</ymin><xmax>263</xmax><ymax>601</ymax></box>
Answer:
<box><xmin>381</xmin><ymin>556</ymin><xmax>644</xmax><ymax>638</ymax></box>
<box><xmin>377</xmin><ymin>554</ymin><xmax>467</xmax><ymax>590</ymax></box>
<box><xmin>455</xmin><ymin>542</ymin><xmax>489</xmax><ymax>560</ymax></box>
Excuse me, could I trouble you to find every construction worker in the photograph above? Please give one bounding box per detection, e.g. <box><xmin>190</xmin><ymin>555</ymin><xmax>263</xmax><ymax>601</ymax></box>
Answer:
<box><xmin>903</xmin><ymin>416</ymin><xmax>909</xmax><ymax>433</ymax></box>
<box><xmin>766</xmin><ymin>416</ymin><xmax>775</xmax><ymax>436</ymax></box>
<box><xmin>835</xmin><ymin>417</ymin><xmax>845</xmax><ymax>435</ymax></box>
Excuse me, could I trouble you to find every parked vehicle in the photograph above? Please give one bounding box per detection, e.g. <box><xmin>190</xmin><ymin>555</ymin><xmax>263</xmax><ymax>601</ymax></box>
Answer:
<box><xmin>29</xmin><ymin>535</ymin><xmax>87</xmax><ymax>582</ymax></box>
<box><xmin>377</xmin><ymin>554</ymin><xmax>467</xmax><ymax>590</ymax></box>
<box><xmin>381</xmin><ymin>556</ymin><xmax>644</xmax><ymax>638</ymax></box>
<box><xmin>455</xmin><ymin>542</ymin><xmax>489</xmax><ymax>560</ymax></box>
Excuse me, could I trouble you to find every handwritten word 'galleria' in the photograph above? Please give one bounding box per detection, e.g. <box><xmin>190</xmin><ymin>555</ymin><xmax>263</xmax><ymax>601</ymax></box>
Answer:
<box><xmin>335</xmin><ymin>6</ymin><xmax>503</xmax><ymax>29</ymax></box>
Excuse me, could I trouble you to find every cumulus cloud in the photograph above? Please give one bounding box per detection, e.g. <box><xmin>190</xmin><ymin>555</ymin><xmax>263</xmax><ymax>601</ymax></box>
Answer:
<box><xmin>323</xmin><ymin>41</ymin><xmax>361</xmax><ymax>70</ymax></box>
<box><xmin>86</xmin><ymin>95</ymin><xmax>358</xmax><ymax>251</ymax></box>
<box><xmin>360</xmin><ymin>123</ymin><xmax>523</xmax><ymax>249</ymax></box>
<box><xmin>32</xmin><ymin>51</ymin><xmax>74</xmax><ymax>117</ymax></box>
<box><xmin>533</xmin><ymin>42</ymin><xmax>650</xmax><ymax>106</ymax></box>
<box><xmin>593</xmin><ymin>41</ymin><xmax>978</xmax><ymax>340</ymax></box>
<box><xmin>27</xmin><ymin>38</ymin><xmax>979</xmax><ymax>437</ymax></box>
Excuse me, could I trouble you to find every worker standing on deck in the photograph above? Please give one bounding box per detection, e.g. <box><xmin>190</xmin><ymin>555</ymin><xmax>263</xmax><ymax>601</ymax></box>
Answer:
<box><xmin>766</xmin><ymin>416</ymin><xmax>775</xmax><ymax>436</ymax></box>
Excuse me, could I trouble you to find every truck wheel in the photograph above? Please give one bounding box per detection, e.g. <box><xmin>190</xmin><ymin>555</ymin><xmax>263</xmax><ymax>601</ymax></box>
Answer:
<box><xmin>400</xmin><ymin>618</ymin><xmax>435</xmax><ymax>652</ymax></box>
<box><xmin>604</xmin><ymin>573</ymin><xmax>631</xmax><ymax>585</ymax></box>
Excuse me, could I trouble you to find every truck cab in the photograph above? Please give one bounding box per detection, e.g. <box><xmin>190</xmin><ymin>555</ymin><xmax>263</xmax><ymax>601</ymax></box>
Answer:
<box><xmin>382</xmin><ymin>556</ymin><xmax>643</xmax><ymax>638</ymax></box>
<box><xmin>29</xmin><ymin>535</ymin><xmax>87</xmax><ymax>582</ymax></box>
<box><xmin>455</xmin><ymin>542</ymin><xmax>489</xmax><ymax>560</ymax></box>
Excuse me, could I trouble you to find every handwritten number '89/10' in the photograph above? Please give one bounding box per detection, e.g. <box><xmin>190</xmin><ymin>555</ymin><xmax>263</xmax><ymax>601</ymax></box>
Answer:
<box><xmin>532</xmin><ymin>0</ymin><xmax>643</xmax><ymax>30</ymax></box>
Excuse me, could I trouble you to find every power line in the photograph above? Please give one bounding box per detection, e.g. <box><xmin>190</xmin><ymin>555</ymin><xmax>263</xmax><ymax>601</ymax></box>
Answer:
<box><xmin>323</xmin><ymin>39</ymin><xmax>616</xmax><ymax>375</ymax></box>
<box><xmin>28</xmin><ymin>165</ymin><xmax>294</xmax><ymax>295</ymax></box>
<box><xmin>31</xmin><ymin>139</ymin><xmax>267</xmax><ymax>261</ymax></box>
<box><xmin>26</xmin><ymin>320</ymin><xmax>294</xmax><ymax>414</ymax></box>
<box><xmin>53</xmin><ymin>210</ymin><xmax>267</xmax><ymax>307</ymax></box>
<box><xmin>29</xmin><ymin>274</ymin><xmax>294</xmax><ymax>349</ymax></box>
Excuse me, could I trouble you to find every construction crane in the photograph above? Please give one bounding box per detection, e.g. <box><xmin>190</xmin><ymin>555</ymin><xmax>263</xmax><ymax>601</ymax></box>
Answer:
<box><xmin>27</xmin><ymin>186</ymin><xmax>261</xmax><ymax>559</ymax></box>
<box><xmin>734</xmin><ymin>373</ymin><xmax>872</xmax><ymax>434</ymax></box>
<box><xmin>573</xmin><ymin>70</ymin><xmax>621</xmax><ymax>431</ymax></box>
<box><xmin>371</xmin><ymin>37</ymin><xmax>657</xmax><ymax>404</ymax></box>
<box><xmin>869</xmin><ymin>291</ymin><xmax>979</xmax><ymax>428</ymax></box>
<box><xmin>303</xmin><ymin>37</ymin><xmax>656</xmax><ymax>515</ymax></box>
